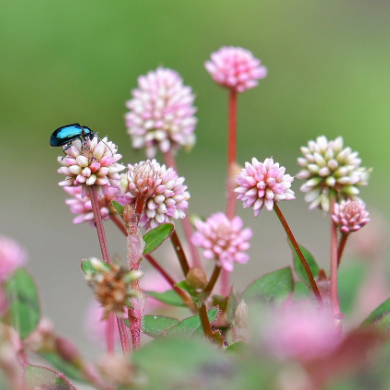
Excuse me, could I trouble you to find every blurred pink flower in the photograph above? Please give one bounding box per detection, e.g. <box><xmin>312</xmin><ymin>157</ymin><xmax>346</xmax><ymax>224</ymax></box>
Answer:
<box><xmin>0</xmin><ymin>236</ymin><xmax>28</xmax><ymax>283</ymax></box>
<box><xmin>64</xmin><ymin>185</ymin><xmax>119</xmax><ymax>225</ymax></box>
<box><xmin>120</xmin><ymin>160</ymin><xmax>189</xmax><ymax>230</ymax></box>
<box><xmin>332</xmin><ymin>199</ymin><xmax>370</xmax><ymax>234</ymax></box>
<box><xmin>126</xmin><ymin>67</ymin><xmax>197</xmax><ymax>158</ymax></box>
<box><xmin>141</xmin><ymin>271</ymin><xmax>172</xmax><ymax>313</ymax></box>
<box><xmin>235</xmin><ymin>157</ymin><xmax>295</xmax><ymax>217</ymax></box>
<box><xmin>205</xmin><ymin>46</ymin><xmax>267</xmax><ymax>93</ymax></box>
<box><xmin>263</xmin><ymin>303</ymin><xmax>340</xmax><ymax>361</ymax></box>
<box><xmin>191</xmin><ymin>213</ymin><xmax>252</xmax><ymax>272</ymax></box>
<box><xmin>57</xmin><ymin>136</ymin><xmax>124</xmax><ymax>193</ymax></box>
<box><xmin>83</xmin><ymin>300</ymin><xmax>122</xmax><ymax>345</ymax></box>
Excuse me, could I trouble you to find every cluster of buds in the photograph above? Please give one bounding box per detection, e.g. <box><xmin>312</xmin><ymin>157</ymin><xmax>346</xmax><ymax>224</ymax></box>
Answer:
<box><xmin>297</xmin><ymin>136</ymin><xmax>371</xmax><ymax>211</ymax></box>
<box><xmin>84</xmin><ymin>258</ymin><xmax>142</xmax><ymax>319</ymax></box>
<box><xmin>120</xmin><ymin>160</ymin><xmax>189</xmax><ymax>230</ymax></box>
<box><xmin>332</xmin><ymin>199</ymin><xmax>370</xmax><ymax>234</ymax></box>
<box><xmin>57</xmin><ymin>136</ymin><xmax>124</xmax><ymax>192</ymax></box>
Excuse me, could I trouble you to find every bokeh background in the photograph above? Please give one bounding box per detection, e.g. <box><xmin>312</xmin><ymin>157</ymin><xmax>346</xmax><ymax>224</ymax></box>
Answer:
<box><xmin>1</xmin><ymin>0</ymin><xmax>390</xmax><ymax>360</ymax></box>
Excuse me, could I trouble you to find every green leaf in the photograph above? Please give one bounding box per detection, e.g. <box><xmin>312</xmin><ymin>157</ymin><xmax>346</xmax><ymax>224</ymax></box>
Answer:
<box><xmin>361</xmin><ymin>297</ymin><xmax>390</xmax><ymax>328</ymax></box>
<box><xmin>241</xmin><ymin>267</ymin><xmax>293</xmax><ymax>304</ymax></box>
<box><xmin>165</xmin><ymin>307</ymin><xmax>220</xmax><ymax>337</ymax></box>
<box><xmin>39</xmin><ymin>351</ymin><xmax>85</xmax><ymax>382</ymax></box>
<box><xmin>80</xmin><ymin>258</ymin><xmax>110</xmax><ymax>275</ymax></box>
<box><xmin>290</xmin><ymin>243</ymin><xmax>319</xmax><ymax>285</ymax></box>
<box><xmin>144</xmin><ymin>289</ymin><xmax>186</xmax><ymax>307</ymax></box>
<box><xmin>143</xmin><ymin>223</ymin><xmax>174</xmax><ymax>254</ymax></box>
<box><xmin>133</xmin><ymin>337</ymin><xmax>228</xmax><ymax>389</ymax></box>
<box><xmin>24</xmin><ymin>364</ymin><xmax>78</xmax><ymax>389</ymax></box>
<box><xmin>293</xmin><ymin>281</ymin><xmax>311</xmax><ymax>301</ymax></box>
<box><xmin>225</xmin><ymin>341</ymin><xmax>247</xmax><ymax>355</ymax></box>
<box><xmin>5</xmin><ymin>268</ymin><xmax>41</xmax><ymax>339</ymax></box>
<box><xmin>142</xmin><ymin>315</ymin><xmax>179</xmax><ymax>337</ymax></box>
<box><xmin>112</xmin><ymin>200</ymin><xmax>124</xmax><ymax>215</ymax></box>
<box><xmin>226</xmin><ymin>290</ymin><xmax>238</xmax><ymax>326</ymax></box>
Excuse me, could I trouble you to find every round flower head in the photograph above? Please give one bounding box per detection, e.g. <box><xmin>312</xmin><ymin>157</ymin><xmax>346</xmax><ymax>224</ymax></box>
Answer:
<box><xmin>235</xmin><ymin>157</ymin><xmax>295</xmax><ymax>217</ymax></box>
<box><xmin>125</xmin><ymin>67</ymin><xmax>197</xmax><ymax>158</ymax></box>
<box><xmin>57</xmin><ymin>136</ymin><xmax>124</xmax><ymax>194</ymax></box>
<box><xmin>64</xmin><ymin>185</ymin><xmax>119</xmax><ymax>225</ymax></box>
<box><xmin>191</xmin><ymin>213</ymin><xmax>252</xmax><ymax>272</ymax></box>
<box><xmin>0</xmin><ymin>236</ymin><xmax>28</xmax><ymax>283</ymax></box>
<box><xmin>205</xmin><ymin>46</ymin><xmax>267</xmax><ymax>93</ymax></box>
<box><xmin>120</xmin><ymin>160</ymin><xmax>189</xmax><ymax>230</ymax></box>
<box><xmin>332</xmin><ymin>199</ymin><xmax>370</xmax><ymax>234</ymax></box>
<box><xmin>297</xmin><ymin>136</ymin><xmax>371</xmax><ymax>212</ymax></box>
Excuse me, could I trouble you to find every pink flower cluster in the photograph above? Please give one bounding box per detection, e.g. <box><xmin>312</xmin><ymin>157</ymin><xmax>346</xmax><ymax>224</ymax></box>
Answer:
<box><xmin>0</xmin><ymin>235</ymin><xmax>28</xmax><ymax>283</ymax></box>
<box><xmin>64</xmin><ymin>185</ymin><xmax>119</xmax><ymax>225</ymax></box>
<box><xmin>57</xmin><ymin>136</ymin><xmax>124</xmax><ymax>192</ymax></box>
<box><xmin>332</xmin><ymin>199</ymin><xmax>370</xmax><ymax>234</ymax></box>
<box><xmin>126</xmin><ymin>67</ymin><xmax>197</xmax><ymax>158</ymax></box>
<box><xmin>263</xmin><ymin>303</ymin><xmax>341</xmax><ymax>361</ymax></box>
<box><xmin>120</xmin><ymin>160</ymin><xmax>189</xmax><ymax>230</ymax></box>
<box><xmin>235</xmin><ymin>157</ymin><xmax>295</xmax><ymax>217</ymax></box>
<box><xmin>205</xmin><ymin>46</ymin><xmax>267</xmax><ymax>93</ymax></box>
<box><xmin>191</xmin><ymin>213</ymin><xmax>252</xmax><ymax>272</ymax></box>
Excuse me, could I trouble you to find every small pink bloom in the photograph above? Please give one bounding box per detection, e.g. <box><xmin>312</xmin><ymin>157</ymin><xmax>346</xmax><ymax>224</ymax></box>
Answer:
<box><xmin>0</xmin><ymin>236</ymin><xmax>28</xmax><ymax>283</ymax></box>
<box><xmin>332</xmin><ymin>199</ymin><xmax>370</xmax><ymax>234</ymax></box>
<box><xmin>57</xmin><ymin>136</ymin><xmax>124</xmax><ymax>193</ymax></box>
<box><xmin>64</xmin><ymin>185</ymin><xmax>119</xmax><ymax>225</ymax></box>
<box><xmin>120</xmin><ymin>160</ymin><xmax>189</xmax><ymax>230</ymax></box>
<box><xmin>126</xmin><ymin>67</ymin><xmax>197</xmax><ymax>158</ymax></box>
<box><xmin>235</xmin><ymin>157</ymin><xmax>295</xmax><ymax>217</ymax></box>
<box><xmin>205</xmin><ymin>46</ymin><xmax>267</xmax><ymax>93</ymax></box>
<box><xmin>263</xmin><ymin>303</ymin><xmax>341</xmax><ymax>361</ymax></box>
<box><xmin>192</xmin><ymin>213</ymin><xmax>252</xmax><ymax>272</ymax></box>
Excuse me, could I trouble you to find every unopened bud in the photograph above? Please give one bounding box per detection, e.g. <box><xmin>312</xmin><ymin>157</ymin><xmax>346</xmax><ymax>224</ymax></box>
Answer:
<box><xmin>55</xmin><ymin>336</ymin><xmax>80</xmax><ymax>362</ymax></box>
<box><xmin>185</xmin><ymin>267</ymin><xmax>208</xmax><ymax>291</ymax></box>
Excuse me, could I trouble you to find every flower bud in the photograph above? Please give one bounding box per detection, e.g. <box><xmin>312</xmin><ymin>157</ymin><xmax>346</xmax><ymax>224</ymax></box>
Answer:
<box><xmin>185</xmin><ymin>267</ymin><xmax>208</xmax><ymax>291</ymax></box>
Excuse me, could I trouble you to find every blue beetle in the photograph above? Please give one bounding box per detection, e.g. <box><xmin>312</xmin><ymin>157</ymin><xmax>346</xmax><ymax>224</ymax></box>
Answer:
<box><xmin>50</xmin><ymin>123</ymin><xmax>96</xmax><ymax>151</ymax></box>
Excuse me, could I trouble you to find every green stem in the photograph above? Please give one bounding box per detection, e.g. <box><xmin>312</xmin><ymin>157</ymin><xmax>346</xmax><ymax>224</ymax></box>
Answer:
<box><xmin>273</xmin><ymin>203</ymin><xmax>323</xmax><ymax>307</ymax></box>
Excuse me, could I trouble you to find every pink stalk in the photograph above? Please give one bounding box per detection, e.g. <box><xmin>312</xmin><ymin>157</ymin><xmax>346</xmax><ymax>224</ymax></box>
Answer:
<box><xmin>88</xmin><ymin>186</ymin><xmax>130</xmax><ymax>355</ymax></box>
<box><xmin>330</xmin><ymin>196</ymin><xmax>342</xmax><ymax>328</ymax></box>
<box><xmin>123</xmin><ymin>204</ymin><xmax>145</xmax><ymax>351</ymax></box>
<box><xmin>163</xmin><ymin>150</ymin><xmax>202</xmax><ymax>267</ymax></box>
<box><xmin>337</xmin><ymin>233</ymin><xmax>349</xmax><ymax>268</ymax></box>
<box><xmin>273</xmin><ymin>203</ymin><xmax>323</xmax><ymax>307</ymax></box>
<box><xmin>221</xmin><ymin>89</ymin><xmax>238</xmax><ymax>296</ymax></box>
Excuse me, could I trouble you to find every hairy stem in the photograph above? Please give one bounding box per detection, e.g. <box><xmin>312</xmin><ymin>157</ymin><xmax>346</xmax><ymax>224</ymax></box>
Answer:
<box><xmin>273</xmin><ymin>203</ymin><xmax>323</xmax><ymax>307</ymax></box>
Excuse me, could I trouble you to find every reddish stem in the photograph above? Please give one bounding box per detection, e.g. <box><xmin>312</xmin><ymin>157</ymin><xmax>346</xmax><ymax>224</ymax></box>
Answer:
<box><xmin>203</xmin><ymin>265</ymin><xmax>221</xmax><ymax>296</ymax></box>
<box><xmin>337</xmin><ymin>232</ymin><xmax>349</xmax><ymax>268</ymax></box>
<box><xmin>226</xmin><ymin>89</ymin><xmax>238</xmax><ymax>221</ymax></box>
<box><xmin>110</xmin><ymin>214</ymin><xmax>127</xmax><ymax>236</ymax></box>
<box><xmin>199</xmin><ymin>304</ymin><xmax>214</xmax><ymax>340</ymax></box>
<box><xmin>89</xmin><ymin>186</ymin><xmax>116</xmax><ymax>354</ymax></box>
<box><xmin>222</xmin><ymin>89</ymin><xmax>238</xmax><ymax>296</ymax></box>
<box><xmin>273</xmin><ymin>203</ymin><xmax>323</xmax><ymax>307</ymax></box>
<box><xmin>163</xmin><ymin>150</ymin><xmax>202</xmax><ymax>268</ymax></box>
<box><xmin>330</xmin><ymin>196</ymin><xmax>342</xmax><ymax>328</ymax></box>
<box><xmin>170</xmin><ymin>230</ymin><xmax>190</xmax><ymax>276</ymax></box>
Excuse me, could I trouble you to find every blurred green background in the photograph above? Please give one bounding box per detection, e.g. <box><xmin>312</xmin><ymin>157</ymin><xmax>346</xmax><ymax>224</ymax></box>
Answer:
<box><xmin>1</xmin><ymin>0</ymin><xmax>389</xmax><ymax>355</ymax></box>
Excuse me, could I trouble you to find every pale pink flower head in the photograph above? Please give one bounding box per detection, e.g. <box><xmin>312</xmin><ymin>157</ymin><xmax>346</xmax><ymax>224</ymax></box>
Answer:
<box><xmin>64</xmin><ymin>185</ymin><xmax>119</xmax><ymax>225</ymax></box>
<box><xmin>191</xmin><ymin>213</ymin><xmax>252</xmax><ymax>272</ymax></box>
<box><xmin>297</xmin><ymin>136</ymin><xmax>371</xmax><ymax>212</ymax></box>
<box><xmin>263</xmin><ymin>302</ymin><xmax>341</xmax><ymax>361</ymax></box>
<box><xmin>235</xmin><ymin>157</ymin><xmax>295</xmax><ymax>217</ymax></box>
<box><xmin>57</xmin><ymin>136</ymin><xmax>125</xmax><ymax>193</ymax></box>
<box><xmin>332</xmin><ymin>199</ymin><xmax>370</xmax><ymax>234</ymax></box>
<box><xmin>125</xmin><ymin>67</ymin><xmax>197</xmax><ymax>158</ymax></box>
<box><xmin>120</xmin><ymin>160</ymin><xmax>189</xmax><ymax>230</ymax></box>
<box><xmin>205</xmin><ymin>46</ymin><xmax>267</xmax><ymax>93</ymax></box>
<box><xmin>0</xmin><ymin>236</ymin><xmax>28</xmax><ymax>283</ymax></box>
